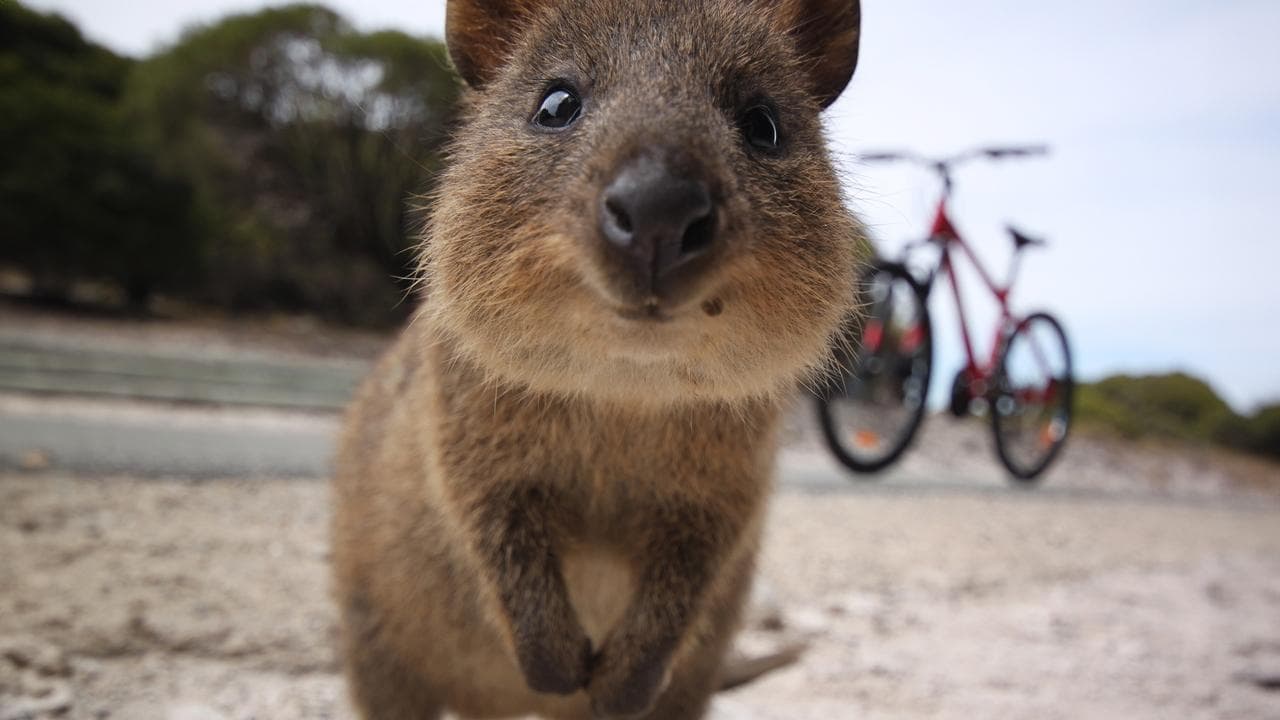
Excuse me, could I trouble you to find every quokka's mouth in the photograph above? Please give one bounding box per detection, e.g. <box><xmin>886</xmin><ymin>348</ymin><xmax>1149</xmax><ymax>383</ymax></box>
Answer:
<box><xmin>613</xmin><ymin>302</ymin><xmax>674</xmax><ymax>323</ymax></box>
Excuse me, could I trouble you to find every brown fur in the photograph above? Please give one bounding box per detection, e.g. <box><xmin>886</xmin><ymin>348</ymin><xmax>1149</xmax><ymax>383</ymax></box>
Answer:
<box><xmin>332</xmin><ymin>0</ymin><xmax>866</xmax><ymax>718</ymax></box>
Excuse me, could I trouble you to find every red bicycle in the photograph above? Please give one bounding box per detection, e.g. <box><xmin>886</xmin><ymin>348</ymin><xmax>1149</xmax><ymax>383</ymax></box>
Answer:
<box><xmin>817</xmin><ymin>146</ymin><xmax>1073</xmax><ymax>481</ymax></box>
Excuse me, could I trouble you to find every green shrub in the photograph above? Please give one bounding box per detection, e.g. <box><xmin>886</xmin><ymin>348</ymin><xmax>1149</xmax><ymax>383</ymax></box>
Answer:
<box><xmin>1</xmin><ymin>2</ymin><xmax>460</xmax><ymax>325</ymax></box>
<box><xmin>1076</xmin><ymin>372</ymin><xmax>1233</xmax><ymax>442</ymax></box>
<box><xmin>0</xmin><ymin>2</ymin><xmax>201</xmax><ymax>306</ymax></box>
<box><xmin>1218</xmin><ymin>404</ymin><xmax>1280</xmax><ymax>459</ymax></box>
<box><xmin>1077</xmin><ymin>373</ymin><xmax>1278</xmax><ymax>462</ymax></box>
<box><xmin>122</xmin><ymin>4</ymin><xmax>459</xmax><ymax>325</ymax></box>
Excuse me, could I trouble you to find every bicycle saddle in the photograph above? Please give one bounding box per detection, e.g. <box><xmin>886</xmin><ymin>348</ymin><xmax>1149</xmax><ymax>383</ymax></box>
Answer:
<box><xmin>1007</xmin><ymin>225</ymin><xmax>1047</xmax><ymax>250</ymax></box>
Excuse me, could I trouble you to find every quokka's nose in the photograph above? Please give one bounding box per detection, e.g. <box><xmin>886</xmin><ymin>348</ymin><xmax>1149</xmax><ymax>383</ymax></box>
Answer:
<box><xmin>598</xmin><ymin>154</ymin><xmax>717</xmax><ymax>293</ymax></box>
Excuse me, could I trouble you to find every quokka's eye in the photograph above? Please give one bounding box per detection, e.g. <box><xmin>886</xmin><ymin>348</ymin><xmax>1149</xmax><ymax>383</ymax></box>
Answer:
<box><xmin>532</xmin><ymin>86</ymin><xmax>582</xmax><ymax>129</ymax></box>
<box><xmin>740</xmin><ymin>104</ymin><xmax>780</xmax><ymax>151</ymax></box>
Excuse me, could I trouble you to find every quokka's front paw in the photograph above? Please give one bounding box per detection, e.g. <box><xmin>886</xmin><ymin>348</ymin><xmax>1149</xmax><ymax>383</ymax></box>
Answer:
<box><xmin>513</xmin><ymin>620</ymin><xmax>593</xmax><ymax>696</ymax></box>
<box><xmin>586</xmin><ymin>644</ymin><xmax>672</xmax><ymax>719</ymax></box>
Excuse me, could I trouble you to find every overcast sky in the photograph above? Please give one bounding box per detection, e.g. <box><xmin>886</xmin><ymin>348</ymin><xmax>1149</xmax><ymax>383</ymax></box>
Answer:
<box><xmin>28</xmin><ymin>0</ymin><xmax>1280</xmax><ymax>410</ymax></box>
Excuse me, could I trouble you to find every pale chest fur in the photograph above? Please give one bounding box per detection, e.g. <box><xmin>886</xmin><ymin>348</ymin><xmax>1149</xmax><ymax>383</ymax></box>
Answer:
<box><xmin>423</xmin><ymin>335</ymin><xmax>780</xmax><ymax>644</ymax></box>
<box><xmin>561</xmin><ymin>544</ymin><xmax>637</xmax><ymax>647</ymax></box>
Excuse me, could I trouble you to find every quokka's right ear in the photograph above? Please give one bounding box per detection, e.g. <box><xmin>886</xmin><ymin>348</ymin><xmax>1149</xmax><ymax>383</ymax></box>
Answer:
<box><xmin>447</xmin><ymin>0</ymin><xmax>549</xmax><ymax>88</ymax></box>
<box><xmin>771</xmin><ymin>0</ymin><xmax>861</xmax><ymax>108</ymax></box>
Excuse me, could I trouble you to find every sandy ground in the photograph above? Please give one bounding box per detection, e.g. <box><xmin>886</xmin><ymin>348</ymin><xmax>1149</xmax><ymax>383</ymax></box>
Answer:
<box><xmin>3</xmin><ymin>449</ymin><xmax>1279</xmax><ymax>720</ymax></box>
<box><xmin>2</xmin><ymin>305</ymin><xmax>1278</xmax><ymax>719</ymax></box>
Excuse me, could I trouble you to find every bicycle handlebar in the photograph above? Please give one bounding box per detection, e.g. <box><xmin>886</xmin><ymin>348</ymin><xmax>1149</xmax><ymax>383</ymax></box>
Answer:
<box><xmin>859</xmin><ymin>151</ymin><xmax>911</xmax><ymax>162</ymax></box>
<box><xmin>978</xmin><ymin>145</ymin><xmax>1049</xmax><ymax>159</ymax></box>
<box><xmin>860</xmin><ymin>145</ymin><xmax>1049</xmax><ymax>168</ymax></box>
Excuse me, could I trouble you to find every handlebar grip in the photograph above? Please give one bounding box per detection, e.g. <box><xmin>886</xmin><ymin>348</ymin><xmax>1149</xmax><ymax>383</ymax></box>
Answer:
<box><xmin>860</xmin><ymin>151</ymin><xmax>912</xmax><ymax>163</ymax></box>
<box><xmin>984</xmin><ymin>145</ymin><xmax>1050</xmax><ymax>158</ymax></box>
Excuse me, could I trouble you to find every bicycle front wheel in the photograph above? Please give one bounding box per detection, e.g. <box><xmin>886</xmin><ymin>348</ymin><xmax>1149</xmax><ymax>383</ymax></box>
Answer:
<box><xmin>990</xmin><ymin>311</ymin><xmax>1074</xmax><ymax>481</ymax></box>
<box><xmin>817</xmin><ymin>261</ymin><xmax>933</xmax><ymax>475</ymax></box>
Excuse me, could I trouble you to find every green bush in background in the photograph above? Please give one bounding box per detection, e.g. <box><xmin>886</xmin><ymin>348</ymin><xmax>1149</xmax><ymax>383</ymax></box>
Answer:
<box><xmin>1</xmin><ymin>2</ymin><xmax>459</xmax><ymax>326</ymax></box>
<box><xmin>0</xmin><ymin>2</ymin><xmax>200</xmax><ymax>307</ymax></box>
<box><xmin>1077</xmin><ymin>372</ymin><xmax>1279</xmax><ymax>459</ymax></box>
<box><xmin>1215</xmin><ymin>404</ymin><xmax>1280</xmax><ymax>460</ymax></box>
<box><xmin>1075</xmin><ymin>372</ymin><xmax>1232</xmax><ymax>441</ymax></box>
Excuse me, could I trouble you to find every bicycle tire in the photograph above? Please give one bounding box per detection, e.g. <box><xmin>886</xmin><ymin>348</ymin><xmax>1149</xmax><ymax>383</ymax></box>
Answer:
<box><xmin>990</xmin><ymin>311</ymin><xmax>1074</xmax><ymax>481</ymax></box>
<box><xmin>817</xmin><ymin>261</ymin><xmax>933</xmax><ymax>475</ymax></box>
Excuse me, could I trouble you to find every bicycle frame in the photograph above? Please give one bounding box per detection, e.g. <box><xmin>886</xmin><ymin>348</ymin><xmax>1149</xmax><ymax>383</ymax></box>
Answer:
<box><xmin>919</xmin><ymin>190</ymin><xmax>1060</xmax><ymax>409</ymax></box>
<box><xmin>862</xmin><ymin>145</ymin><xmax>1054</xmax><ymax>395</ymax></box>
<box><xmin>924</xmin><ymin>192</ymin><xmax>1017</xmax><ymax>393</ymax></box>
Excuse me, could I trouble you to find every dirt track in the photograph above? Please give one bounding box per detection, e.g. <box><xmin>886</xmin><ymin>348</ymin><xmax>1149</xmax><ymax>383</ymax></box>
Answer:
<box><xmin>3</xmin><ymin>443</ymin><xmax>1279</xmax><ymax>720</ymax></box>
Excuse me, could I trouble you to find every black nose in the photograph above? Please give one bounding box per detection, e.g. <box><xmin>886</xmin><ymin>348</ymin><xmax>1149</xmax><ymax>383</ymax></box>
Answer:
<box><xmin>598</xmin><ymin>154</ymin><xmax>716</xmax><ymax>293</ymax></box>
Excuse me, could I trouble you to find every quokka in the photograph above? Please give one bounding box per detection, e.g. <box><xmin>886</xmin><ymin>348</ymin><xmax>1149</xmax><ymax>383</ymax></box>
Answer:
<box><xmin>332</xmin><ymin>0</ymin><xmax>866</xmax><ymax>717</ymax></box>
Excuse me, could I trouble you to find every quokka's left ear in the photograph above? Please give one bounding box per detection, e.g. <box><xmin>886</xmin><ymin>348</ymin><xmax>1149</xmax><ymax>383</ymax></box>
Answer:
<box><xmin>767</xmin><ymin>0</ymin><xmax>861</xmax><ymax>108</ymax></box>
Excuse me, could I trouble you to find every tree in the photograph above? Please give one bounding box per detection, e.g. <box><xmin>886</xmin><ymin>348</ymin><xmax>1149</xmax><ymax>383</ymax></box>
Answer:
<box><xmin>123</xmin><ymin>4</ymin><xmax>460</xmax><ymax>325</ymax></box>
<box><xmin>0</xmin><ymin>1</ymin><xmax>199</xmax><ymax>307</ymax></box>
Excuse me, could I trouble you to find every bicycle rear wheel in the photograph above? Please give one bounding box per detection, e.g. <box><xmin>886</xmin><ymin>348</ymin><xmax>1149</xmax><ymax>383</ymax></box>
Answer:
<box><xmin>817</xmin><ymin>261</ymin><xmax>932</xmax><ymax>474</ymax></box>
<box><xmin>991</xmin><ymin>311</ymin><xmax>1074</xmax><ymax>481</ymax></box>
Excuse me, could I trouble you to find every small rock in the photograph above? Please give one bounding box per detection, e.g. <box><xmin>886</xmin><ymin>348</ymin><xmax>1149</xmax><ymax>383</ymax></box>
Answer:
<box><xmin>0</xmin><ymin>636</ymin><xmax>73</xmax><ymax>720</ymax></box>
<box><xmin>0</xmin><ymin>689</ymin><xmax>73</xmax><ymax>720</ymax></box>
<box><xmin>0</xmin><ymin>636</ymin><xmax>70</xmax><ymax>677</ymax></box>
<box><xmin>744</xmin><ymin>580</ymin><xmax>786</xmax><ymax>632</ymax></box>
<box><xmin>167</xmin><ymin>703</ymin><xmax>229</xmax><ymax>720</ymax></box>
<box><xmin>1234</xmin><ymin>670</ymin><xmax>1280</xmax><ymax>692</ymax></box>
<box><xmin>1204</xmin><ymin>580</ymin><xmax>1234</xmax><ymax>607</ymax></box>
<box><xmin>18</xmin><ymin>449</ymin><xmax>51</xmax><ymax>471</ymax></box>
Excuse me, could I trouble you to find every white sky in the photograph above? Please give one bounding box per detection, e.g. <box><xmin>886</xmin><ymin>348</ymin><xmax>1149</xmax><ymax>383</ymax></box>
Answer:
<box><xmin>28</xmin><ymin>0</ymin><xmax>1280</xmax><ymax>410</ymax></box>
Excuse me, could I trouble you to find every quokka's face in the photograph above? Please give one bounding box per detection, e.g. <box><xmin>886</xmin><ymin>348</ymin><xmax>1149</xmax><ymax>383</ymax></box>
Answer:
<box><xmin>424</xmin><ymin>0</ymin><xmax>865</xmax><ymax>405</ymax></box>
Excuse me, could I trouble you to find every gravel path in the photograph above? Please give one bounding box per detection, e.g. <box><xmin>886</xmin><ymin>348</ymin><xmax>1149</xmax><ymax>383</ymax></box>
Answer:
<box><xmin>3</xmin><ymin>460</ymin><xmax>1278</xmax><ymax>720</ymax></box>
<box><xmin>2</xmin><ymin>304</ymin><xmax>1280</xmax><ymax>712</ymax></box>
<box><xmin>2</xmin><ymin>305</ymin><xmax>1278</xmax><ymax>719</ymax></box>
<box><xmin>735</xmin><ymin>492</ymin><xmax>1280</xmax><ymax>720</ymax></box>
